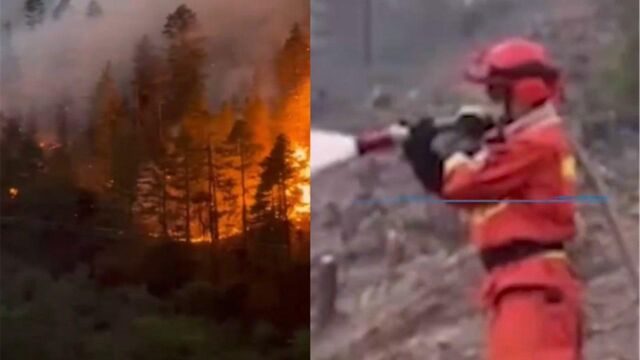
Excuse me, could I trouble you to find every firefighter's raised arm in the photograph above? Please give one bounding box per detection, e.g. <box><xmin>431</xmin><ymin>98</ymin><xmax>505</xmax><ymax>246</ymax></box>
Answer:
<box><xmin>441</xmin><ymin>139</ymin><xmax>547</xmax><ymax>200</ymax></box>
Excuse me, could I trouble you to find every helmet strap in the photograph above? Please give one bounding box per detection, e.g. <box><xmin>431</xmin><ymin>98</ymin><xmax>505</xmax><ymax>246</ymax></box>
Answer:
<box><xmin>494</xmin><ymin>87</ymin><xmax>513</xmax><ymax>142</ymax></box>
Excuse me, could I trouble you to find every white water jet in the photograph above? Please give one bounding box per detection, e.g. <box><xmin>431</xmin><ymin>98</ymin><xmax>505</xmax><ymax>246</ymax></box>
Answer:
<box><xmin>310</xmin><ymin>129</ymin><xmax>358</xmax><ymax>175</ymax></box>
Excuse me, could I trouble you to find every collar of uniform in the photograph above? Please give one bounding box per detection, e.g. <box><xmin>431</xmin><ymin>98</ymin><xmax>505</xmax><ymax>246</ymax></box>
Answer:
<box><xmin>504</xmin><ymin>102</ymin><xmax>561</xmax><ymax>137</ymax></box>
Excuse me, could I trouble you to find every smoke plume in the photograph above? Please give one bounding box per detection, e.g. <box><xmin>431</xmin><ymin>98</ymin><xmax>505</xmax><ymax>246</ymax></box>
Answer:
<box><xmin>0</xmin><ymin>0</ymin><xmax>308</xmax><ymax>125</ymax></box>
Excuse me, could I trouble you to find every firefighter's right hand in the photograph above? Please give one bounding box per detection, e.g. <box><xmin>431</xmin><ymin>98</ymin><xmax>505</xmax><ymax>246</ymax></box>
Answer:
<box><xmin>430</xmin><ymin>105</ymin><xmax>495</xmax><ymax>158</ymax></box>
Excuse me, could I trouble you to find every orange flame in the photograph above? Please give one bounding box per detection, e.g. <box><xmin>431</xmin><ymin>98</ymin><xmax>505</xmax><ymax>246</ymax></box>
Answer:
<box><xmin>8</xmin><ymin>187</ymin><xmax>19</xmax><ymax>199</ymax></box>
<box><xmin>290</xmin><ymin>146</ymin><xmax>310</xmax><ymax>220</ymax></box>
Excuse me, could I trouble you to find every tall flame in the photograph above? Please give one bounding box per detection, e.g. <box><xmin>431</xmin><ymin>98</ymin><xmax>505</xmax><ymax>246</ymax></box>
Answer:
<box><xmin>291</xmin><ymin>146</ymin><xmax>310</xmax><ymax>220</ymax></box>
<box><xmin>282</xmin><ymin>76</ymin><xmax>310</xmax><ymax>224</ymax></box>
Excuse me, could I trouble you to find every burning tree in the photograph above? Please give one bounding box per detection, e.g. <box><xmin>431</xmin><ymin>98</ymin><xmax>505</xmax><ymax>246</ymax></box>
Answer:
<box><xmin>166</xmin><ymin>131</ymin><xmax>206</xmax><ymax>243</ymax></box>
<box><xmin>225</xmin><ymin>116</ymin><xmax>262</xmax><ymax>248</ymax></box>
<box><xmin>87</xmin><ymin>63</ymin><xmax>126</xmax><ymax>183</ymax></box>
<box><xmin>135</xmin><ymin>158</ymin><xmax>171</xmax><ymax>238</ymax></box>
<box><xmin>252</xmin><ymin>135</ymin><xmax>297</xmax><ymax>225</ymax></box>
<box><xmin>275</xmin><ymin>23</ymin><xmax>310</xmax><ymax>100</ymax></box>
<box><xmin>250</xmin><ymin>134</ymin><xmax>306</xmax><ymax>261</ymax></box>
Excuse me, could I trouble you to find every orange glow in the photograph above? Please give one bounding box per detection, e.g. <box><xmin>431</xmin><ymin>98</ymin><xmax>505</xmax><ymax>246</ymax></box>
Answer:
<box><xmin>36</xmin><ymin>140</ymin><xmax>62</xmax><ymax>151</ymax></box>
<box><xmin>132</xmin><ymin>74</ymin><xmax>310</xmax><ymax>244</ymax></box>
<box><xmin>190</xmin><ymin>235</ymin><xmax>210</xmax><ymax>243</ymax></box>
<box><xmin>282</xmin><ymin>76</ymin><xmax>310</xmax><ymax>225</ymax></box>
<box><xmin>8</xmin><ymin>187</ymin><xmax>19</xmax><ymax>199</ymax></box>
<box><xmin>290</xmin><ymin>146</ymin><xmax>310</xmax><ymax>220</ymax></box>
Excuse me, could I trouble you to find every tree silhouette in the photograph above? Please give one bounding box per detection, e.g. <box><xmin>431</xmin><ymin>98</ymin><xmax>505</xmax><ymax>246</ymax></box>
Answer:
<box><xmin>52</xmin><ymin>0</ymin><xmax>71</xmax><ymax>20</ymax></box>
<box><xmin>226</xmin><ymin>117</ymin><xmax>261</xmax><ymax>248</ymax></box>
<box><xmin>275</xmin><ymin>23</ymin><xmax>310</xmax><ymax>98</ymax></box>
<box><xmin>87</xmin><ymin>0</ymin><xmax>103</xmax><ymax>18</ymax></box>
<box><xmin>251</xmin><ymin>134</ymin><xmax>298</xmax><ymax>245</ymax></box>
<box><xmin>132</xmin><ymin>35</ymin><xmax>166</xmax><ymax>155</ymax></box>
<box><xmin>163</xmin><ymin>4</ymin><xmax>207</xmax><ymax>124</ymax></box>
<box><xmin>88</xmin><ymin>62</ymin><xmax>126</xmax><ymax>185</ymax></box>
<box><xmin>163</xmin><ymin>4</ymin><xmax>197</xmax><ymax>39</ymax></box>
<box><xmin>25</xmin><ymin>0</ymin><xmax>45</xmax><ymax>29</ymax></box>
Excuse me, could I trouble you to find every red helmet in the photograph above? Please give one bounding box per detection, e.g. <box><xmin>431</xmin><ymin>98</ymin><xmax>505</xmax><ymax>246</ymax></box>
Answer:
<box><xmin>465</xmin><ymin>38</ymin><xmax>562</xmax><ymax>107</ymax></box>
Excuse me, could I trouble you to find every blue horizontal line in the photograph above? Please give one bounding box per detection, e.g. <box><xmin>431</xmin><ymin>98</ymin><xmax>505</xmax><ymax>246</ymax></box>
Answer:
<box><xmin>353</xmin><ymin>195</ymin><xmax>607</xmax><ymax>205</ymax></box>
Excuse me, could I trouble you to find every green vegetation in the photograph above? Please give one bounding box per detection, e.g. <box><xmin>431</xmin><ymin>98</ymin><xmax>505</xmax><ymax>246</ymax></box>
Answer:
<box><xmin>1</xmin><ymin>253</ymin><xmax>309</xmax><ymax>360</ymax></box>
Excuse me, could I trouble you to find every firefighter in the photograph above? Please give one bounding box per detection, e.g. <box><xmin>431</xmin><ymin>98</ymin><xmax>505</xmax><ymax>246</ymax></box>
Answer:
<box><xmin>402</xmin><ymin>38</ymin><xmax>582</xmax><ymax>359</ymax></box>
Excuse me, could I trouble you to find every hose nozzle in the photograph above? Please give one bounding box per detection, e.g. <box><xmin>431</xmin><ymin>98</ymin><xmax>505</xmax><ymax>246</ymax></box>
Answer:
<box><xmin>356</xmin><ymin>123</ymin><xmax>411</xmax><ymax>155</ymax></box>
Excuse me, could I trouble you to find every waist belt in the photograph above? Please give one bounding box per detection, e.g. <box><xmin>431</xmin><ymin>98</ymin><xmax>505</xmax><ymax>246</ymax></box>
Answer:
<box><xmin>480</xmin><ymin>240</ymin><xmax>565</xmax><ymax>272</ymax></box>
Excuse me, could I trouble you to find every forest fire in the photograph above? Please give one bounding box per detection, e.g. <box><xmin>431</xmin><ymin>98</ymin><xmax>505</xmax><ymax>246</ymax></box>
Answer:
<box><xmin>0</xmin><ymin>2</ymin><xmax>309</xmax><ymax>252</ymax></box>
<box><xmin>120</xmin><ymin>21</ymin><xmax>310</xmax><ymax>248</ymax></box>
<box><xmin>291</xmin><ymin>145</ymin><xmax>310</xmax><ymax>220</ymax></box>
<box><xmin>0</xmin><ymin>2</ymin><xmax>310</xmax><ymax>355</ymax></box>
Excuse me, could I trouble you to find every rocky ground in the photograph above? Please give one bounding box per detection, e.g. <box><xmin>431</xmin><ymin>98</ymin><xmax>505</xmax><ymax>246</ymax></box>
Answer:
<box><xmin>310</xmin><ymin>0</ymin><xmax>639</xmax><ymax>359</ymax></box>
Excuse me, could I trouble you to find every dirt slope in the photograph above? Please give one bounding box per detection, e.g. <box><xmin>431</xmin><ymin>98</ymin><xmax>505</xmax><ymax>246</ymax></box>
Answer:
<box><xmin>311</xmin><ymin>0</ymin><xmax>639</xmax><ymax>359</ymax></box>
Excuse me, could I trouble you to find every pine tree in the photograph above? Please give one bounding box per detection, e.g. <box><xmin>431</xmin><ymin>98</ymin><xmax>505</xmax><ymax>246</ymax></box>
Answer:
<box><xmin>133</xmin><ymin>35</ymin><xmax>158</xmax><ymax>116</ymax></box>
<box><xmin>165</xmin><ymin>130</ymin><xmax>206</xmax><ymax>242</ymax></box>
<box><xmin>111</xmin><ymin>130</ymin><xmax>141</xmax><ymax>225</ymax></box>
<box><xmin>215</xmin><ymin>167</ymin><xmax>238</xmax><ymax>239</ymax></box>
<box><xmin>25</xmin><ymin>0</ymin><xmax>45</xmax><ymax>29</ymax></box>
<box><xmin>250</xmin><ymin>134</ymin><xmax>299</xmax><ymax>256</ymax></box>
<box><xmin>273</xmin><ymin>24</ymin><xmax>310</xmax><ymax>153</ymax></box>
<box><xmin>277</xmin><ymin>76</ymin><xmax>311</xmax><ymax>148</ymax></box>
<box><xmin>163</xmin><ymin>5</ymin><xmax>197</xmax><ymax>39</ymax></box>
<box><xmin>91</xmin><ymin>63</ymin><xmax>125</xmax><ymax>153</ymax></box>
<box><xmin>244</xmin><ymin>89</ymin><xmax>271</xmax><ymax>159</ymax></box>
<box><xmin>88</xmin><ymin>62</ymin><xmax>127</xmax><ymax>190</ymax></box>
<box><xmin>205</xmin><ymin>141</ymin><xmax>220</xmax><ymax>244</ymax></box>
<box><xmin>132</xmin><ymin>35</ymin><xmax>166</xmax><ymax>154</ymax></box>
<box><xmin>212</xmin><ymin>143</ymin><xmax>238</xmax><ymax>240</ymax></box>
<box><xmin>87</xmin><ymin>64</ymin><xmax>140</xmax><ymax>224</ymax></box>
<box><xmin>227</xmin><ymin>116</ymin><xmax>262</xmax><ymax>248</ymax></box>
<box><xmin>86</xmin><ymin>0</ymin><xmax>103</xmax><ymax>18</ymax></box>
<box><xmin>162</xmin><ymin>4</ymin><xmax>208</xmax><ymax>124</ymax></box>
<box><xmin>275</xmin><ymin>23</ymin><xmax>310</xmax><ymax>98</ymax></box>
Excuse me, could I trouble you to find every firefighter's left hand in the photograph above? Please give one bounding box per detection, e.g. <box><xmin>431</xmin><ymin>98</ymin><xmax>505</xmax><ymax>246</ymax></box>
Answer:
<box><xmin>401</xmin><ymin>118</ymin><xmax>444</xmax><ymax>193</ymax></box>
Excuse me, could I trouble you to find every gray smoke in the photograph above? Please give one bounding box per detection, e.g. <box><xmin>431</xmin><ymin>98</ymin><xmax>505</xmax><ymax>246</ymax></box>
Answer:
<box><xmin>0</xmin><ymin>0</ymin><xmax>308</xmax><ymax>125</ymax></box>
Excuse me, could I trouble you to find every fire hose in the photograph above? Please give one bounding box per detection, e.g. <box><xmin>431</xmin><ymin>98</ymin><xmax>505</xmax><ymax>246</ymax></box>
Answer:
<box><xmin>311</xmin><ymin>105</ymin><xmax>495</xmax><ymax>174</ymax></box>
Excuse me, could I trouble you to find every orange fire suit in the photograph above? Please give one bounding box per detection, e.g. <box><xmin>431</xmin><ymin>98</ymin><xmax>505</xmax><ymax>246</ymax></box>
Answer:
<box><xmin>442</xmin><ymin>102</ymin><xmax>583</xmax><ymax>360</ymax></box>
